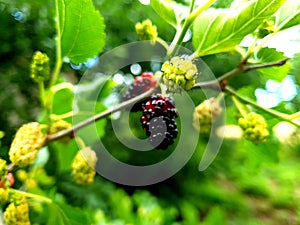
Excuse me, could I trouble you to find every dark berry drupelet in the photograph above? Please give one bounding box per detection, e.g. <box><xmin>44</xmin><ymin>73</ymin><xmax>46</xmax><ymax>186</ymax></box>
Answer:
<box><xmin>122</xmin><ymin>72</ymin><xmax>157</xmax><ymax>112</ymax></box>
<box><xmin>140</xmin><ymin>94</ymin><xmax>178</xmax><ymax>150</ymax></box>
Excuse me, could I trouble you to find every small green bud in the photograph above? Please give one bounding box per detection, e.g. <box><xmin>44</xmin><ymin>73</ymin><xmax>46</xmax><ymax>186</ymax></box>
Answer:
<box><xmin>238</xmin><ymin>112</ymin><xmax>269</xmax><ymax>144</ymax></box>
<box><xmin>135</xmin><ymin>19</ymin><xmax>158</xmax><ymax>44</ymax></box>
<box><xmin>256</xmin><ymin>20</ymin><xmax>275</xmax><ymax>39</ymax></box>
<box><xmin>161</xmin><ymin>56</ymin><xmax>198</xmax><ymax>92</ymax></box>
<box><xmin>30</xmin><ymin>51</ymin><xmax>50</xmax><ymax>82</ymax></box>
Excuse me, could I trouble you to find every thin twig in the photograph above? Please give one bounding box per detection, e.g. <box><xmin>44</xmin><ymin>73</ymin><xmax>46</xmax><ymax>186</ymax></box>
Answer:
<box><xmin>192</xmin><ymin>58</ymin><xmax>289</xmax><ymax>90</ymax></box>
<box><xmin>46</xmin><ymin>87</ymin><xmax>156</xmax><ymax>143</ymax></box>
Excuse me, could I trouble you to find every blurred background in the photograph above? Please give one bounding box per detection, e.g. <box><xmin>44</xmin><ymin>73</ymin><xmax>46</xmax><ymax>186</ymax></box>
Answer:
<box><xmin>1</xmin><ymin>0</ymin><xmax>300</xmax><ymax>224</ymax></box>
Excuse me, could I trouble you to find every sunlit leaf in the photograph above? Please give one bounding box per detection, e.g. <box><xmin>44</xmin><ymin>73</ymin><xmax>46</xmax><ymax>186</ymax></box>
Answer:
<box><xmin>253</xmin><ymin>48</ymin><xmax>291</xmax><ymax>82</ymax></box>
<box><xmin>57</xmin><ymin>0</ymin><xmax>106</xmax><ymax>64</ymax></box>
<box><xmin>193</xmin><ymin>0</ymin><xmax>286</xmax><ymax>56</ymax></box>
<box><xmin>150</xmin><ymin>0</ymin><xmax>188</xmax><ymax>28</ymax></box>
<box><xmin>274</xmin><ymin>0</ymin><xmax>300</xmax><ymax>31</ymax></box>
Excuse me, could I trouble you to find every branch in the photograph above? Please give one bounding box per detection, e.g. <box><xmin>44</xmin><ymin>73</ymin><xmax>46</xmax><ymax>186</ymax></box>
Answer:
<box><xmin>225</xmin><ymin>86</ymin><xmax>300</xmax><ymax>128</ymax></box>
<box><xmin>192</xmin><ymin>58</ymin><xmax>289</xmax><ymax>90</ymax></box>
<box><xmin>46</xmin><ymin>87</ymin><xmax>156</xmax><ymax>143</ymax></box>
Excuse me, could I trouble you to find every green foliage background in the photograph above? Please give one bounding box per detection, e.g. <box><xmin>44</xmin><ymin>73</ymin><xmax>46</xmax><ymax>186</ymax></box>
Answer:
<box><xmin>0</xmin><ymin>0</ymin><xmax>300</xmax><ymax>224</ymax></box>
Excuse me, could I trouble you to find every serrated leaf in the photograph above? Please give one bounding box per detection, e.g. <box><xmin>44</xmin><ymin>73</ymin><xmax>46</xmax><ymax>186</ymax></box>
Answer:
<box><xmin>193</xmin><ymin>0</ymin><xmax>286</xmax><ymax>56</ymax></box>
<box><xmin>150</xmin><ymin>0</ymin><xmax>188</xmax><ymax>28</ymax></box>
<box><xmin>274</xmin><ymin>0</ymin><xmax>300</xmax><ymax>31</ymax></box>
<box><xmin>57</xmin><ymin>0</ymin><xmax>106</xmax><ymax>64</ymax></box>
<box><xmin>253</xmin><ymin>48</ymin><xmax>291</xmax><ymax>81</ymax></box>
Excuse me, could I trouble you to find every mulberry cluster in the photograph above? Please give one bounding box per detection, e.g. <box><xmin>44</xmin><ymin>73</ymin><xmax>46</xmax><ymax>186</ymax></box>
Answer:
<box><xmin>71</xmin><ymin>147</ymin><xmax>98</xmax><ymax>185</ymax></box>
<box><xmin>4</xmin><ymin>201</ymin><xmax>31</xmax><ymax>225</ymax></box>
<box><xmin>193</xmin><ymin>98</ymin><xmax>223</xmax><ymax>134</ymax></box>
<box><xmin>238</xmin><ymin>112</ymin><xmax>269</xmax><ymax>144</ymax></box>
<box><xmin>30</xmin><ymin>51</ymin><xmax>50</xmax><ymax>82</ymax></box>
<box><xmin>140</xmin><ymin>94</ymin><xmax>178</xmax><ymax>150</ymax></box>
<box><xmin>122</xmin><ymin>72</ymin><xmax>157</xmax><ymax>111</ymax></box>
<box><xmin>9</xmin><ymin>122</ymin><xmax>45</xmax><ymax>167</ymax></box>
<box><xmin>135</xmin><ymin>19</ymin><xmax>158</xmax><ymax>43</ymax></box>
<box><xmin>161</xmin><ymin>56</ymin><xmax>198</xmax><ymax>92</ymax></box>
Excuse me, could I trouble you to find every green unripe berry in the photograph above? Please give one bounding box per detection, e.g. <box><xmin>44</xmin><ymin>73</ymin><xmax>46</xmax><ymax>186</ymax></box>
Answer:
<box><xmin>9</xmin><ymin>122</ymin><xmax>46</xmax><ymax>167</ymax></box>
<box><xmin>135</xmin><ymin>19</ymin><xmax>158</xmax><ymax>44</ymax></box>
<box><xmin>238</xmin><ymin>112</ymin><xmax>269</xmax><ymax>144</ymax></box>
<box><xmin>30</xmin><ymin>51</ymin><xmax>50</xmax><ymax>83</ymax></box>
<box><xmin>193</xmin><ymin>98</ymin><xmax>223</xmax><ymax>134</ymax></box>
<box><xmin>71</xmin><ymin>147</ymin><xmax>98</xmax><ymax>186</ymax></box>
<box><xmin>161</xmin><ymin>56</ymin><xmax>198</xmax><ymax>92</ymax></box>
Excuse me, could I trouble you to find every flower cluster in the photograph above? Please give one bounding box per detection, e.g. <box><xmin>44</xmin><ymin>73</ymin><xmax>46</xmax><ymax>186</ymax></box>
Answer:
<box><xmin>30</xmin><ymin>51</ymin><xmax>50</xmax><ymax>82</ymax></box>
<box><xmin>135</xmin><ymin>19</ymin><xmax>158</xmax><ymax>43</ymax></box>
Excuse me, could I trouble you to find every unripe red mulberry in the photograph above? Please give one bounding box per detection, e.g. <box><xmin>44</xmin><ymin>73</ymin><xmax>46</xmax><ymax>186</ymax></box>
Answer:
<box><xmin>161</xmin><ymin>56</ymin><xmax>198</xmax><ymax>92</ymax></box>
<box><xmin>238</xmin><ymin>112</ymin><xmax>269</xmax><ymax>144</ymax></box>
<box><xmin>122</xmin><ymin>72</ymin><xmax>158</xmax><ymax>111</ymax></box>
<box><xmin>4</xmin><ymin>201</ymin><xmax>30</xmax><ymax>225</ymax></box>
<box><xmin>9</xmin><ymin>122</ymin><xmax>45</xmax><ymax>167</ymax></box>
<box><xmin>71</xmin><ymin>147</ymin><xmax>97</xmax><ymax>185</ymax></box>
<box><xmin>140</xmin><ymin>94</ymin><xmax>178</xmax><ymax>150</ymax></box>
<box><xmin>193</xmin><ymin>98</ymin><xmax>223</xmax><ymax>134</ymax></box>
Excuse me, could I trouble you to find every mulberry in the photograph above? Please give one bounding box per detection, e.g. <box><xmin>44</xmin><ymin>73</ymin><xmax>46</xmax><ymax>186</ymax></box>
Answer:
<box><xmin>4</xmin><ymin>201</ymin><xmax>30</xmax><ymax>225</ymax></box>
<box><xmin>9</xmin><ymin>122</ymin><xmax>45</xmax><ymax>167</ymax></box>
<box><xmin>122</xmin><ymin>72</ymin><xmax>157</xmax><ymax>111</ymax></box>
<box><xmin>140</xmin><ymin>94</ymin><xmax>178</xmax><ymax>150</ymax></box>
<box><xmin>71</xmin><ymin>147</ymin><xmax>98</xmax><ymax>185</ymax></box>
<box><xmin>238</xmin><ymin>112</ymin><xmax>269</xmax><ymax>144</ymax></box>
<box><xmin>193</xmin><ymin>98</ymin><xmax>223</xmax><ymax>134</ymax></box>
<box><xmin>161</xmin><ymin>56</ymin><xmax>198</xmax><ymax>92</ymax></box>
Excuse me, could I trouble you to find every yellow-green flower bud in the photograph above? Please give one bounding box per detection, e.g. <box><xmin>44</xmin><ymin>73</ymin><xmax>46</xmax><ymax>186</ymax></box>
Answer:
<box><xmin>0</xmin><ymin>158</ymin><xmax>7</xmax><ymax>181</ymax></box>
<box><xmin>30</xmin><ymin>51</ymin><xmax>50</xmax><ymax>82</ymax></box>
<box><xmin>193</xmin><ymin>98</ymin><xmax>223</xmax><ymax>134</ymax></box>
<box><xmin>135</xmin><ymin>19</ymin><xmax>158</xmax><ymax>44</ymax></box>
<box><xmin>71</xmin><ymin>147</ymin><xmax>97</xmax><ymax>186</ymax></box>
<box><xmin>238</xmin><ymin>112</ymin><xmax>269</xmax><ymax>144</ymax></box>
<box><xmin>256</xmin><ymin>20</ymin><xmax>275</xmax><ymax>39</ymax></box>
<box><xmin>49</xmin><ymin>120</ymin><xmax>72</xmax><ymax>134</ymax></box>
<box><xmin>161</xmin><ymin>56</ymin><xmax>198</xmax><ymax>92</ymax></box>
<box><xmin>4</xmin><ymin>201</ymin><xmax>30</xmax><ymax>225</ymax></box>
<box><xmin>9</xmin><ymin>122</ymin><xmax>46</xmax><ymax>167</ymax></box>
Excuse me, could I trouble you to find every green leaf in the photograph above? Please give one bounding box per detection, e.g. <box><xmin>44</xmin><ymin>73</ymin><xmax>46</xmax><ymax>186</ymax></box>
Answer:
<box><xmin>274</xmin><ymin>0</ymin><xmax>300</xmax><ymax>31</ymax></box>
<box><xmin>193</xmin><ymin>0</ymin><xmax>286</xmax><ymax>56</ymax></box>
<box><xmin>57</xmin><ymin>0</ymin><xmax>106</xmax><ymax>64</ymax></box>
<box><xmin>150</xmin><ymin>0</ymin><xmax>177</xmax><ymax>27</ymax></box>
<box><xmin>150</xmin><ymin>0</ymin><xmax>188</xmax><ymax>28</ymax></box>
<box><xmin>51</xmin><ymin>87</ymin><xmax>74</xmax><ymax>115</ymax></box>
<box><xmin>47</xmin><ymin>203</ymin><xmax>72</xmax><ymax>225</ymax></box>
<box><xmin>253</xmin><ymin>48</ymin><xmax>291</xmax><ymax>81</ymax></box>
<box><xmin>75</xmin><ymin>100</ymin><xmax>107</xmax><ymax>146</ymax></box>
